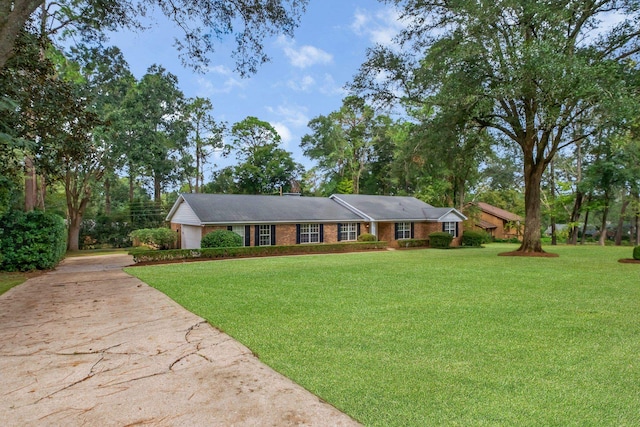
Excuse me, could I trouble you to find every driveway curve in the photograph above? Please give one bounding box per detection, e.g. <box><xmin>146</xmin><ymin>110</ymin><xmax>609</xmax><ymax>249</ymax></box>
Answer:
<box><xmin>0</xmin><ymin>254</ymin><xmax>361</xmax><ymax>426</ymax></box>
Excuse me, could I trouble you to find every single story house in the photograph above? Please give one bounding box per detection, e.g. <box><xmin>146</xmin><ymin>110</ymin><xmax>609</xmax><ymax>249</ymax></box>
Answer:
<box><xmin>468</xmin><ymin>202</ymin><xmax>522</xmax><ymax>240</ymax></box>
<box><xmin>166</xmin><ymin>193</ymin><xmax>467</xmax><ymax>249</ymax></box>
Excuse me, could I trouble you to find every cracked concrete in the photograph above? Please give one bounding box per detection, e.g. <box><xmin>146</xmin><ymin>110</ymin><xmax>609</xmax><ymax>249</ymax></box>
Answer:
<box><xmin>0</xmin><ymin>254</ymin><xmax>361</xmax><ymax>426</ymax></box>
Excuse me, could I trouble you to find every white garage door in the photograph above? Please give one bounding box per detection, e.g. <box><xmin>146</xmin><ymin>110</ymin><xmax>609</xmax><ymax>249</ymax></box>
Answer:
<box><xmin>181</xmin><ymin>225</ymin><xmax>202</xmax><ymax>249</ymax></box>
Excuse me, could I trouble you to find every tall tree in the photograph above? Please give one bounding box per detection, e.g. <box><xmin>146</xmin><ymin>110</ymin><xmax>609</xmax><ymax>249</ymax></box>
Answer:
<box><xmin>0</xmin><ymin>0</ymin><xmax>308</xmax><ymax>74</ymax></box>
<box><xmin>355</xmin><ymin>0</ymin><xmax>640</xmax><ymax>254</ymax></box>
<box><xmin>184</xmin><ymin>97</ymin><xmax>225</xmax><ymax>193</ymax></box>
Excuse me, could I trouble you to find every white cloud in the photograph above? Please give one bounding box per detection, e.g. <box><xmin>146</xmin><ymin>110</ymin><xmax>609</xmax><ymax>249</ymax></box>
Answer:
<box><xmin>196</xmin><ymin>76</ymin><xmax>245</xmax><ymax>95</ymax></box>
<box><xmin>350</xmin><ymin>7</ymin><xmax>405</xmax><ymax>47</ymax></box>
<box><xmin>277</xmin><ymin>36</ymin><xmax>333</xmax><ymax>69</ymax></box>
<box><xmin>319</xmin><ymin>74</ymin><xmax>347</xmax><ymax>96</ymax></box>
<box><xmin>272</xmin><ymin>122</ymin><xmax>293</xmax><ymax>147</ymax></box>
<box><xmin>287</xmin><ymin>75</ymin><xmax>316</xmax><ymax>92</ymax></box>
<box><xmin>267</xmin><ymin>104</ymin><xmax>310</xmax><ymax>128</ymax></box>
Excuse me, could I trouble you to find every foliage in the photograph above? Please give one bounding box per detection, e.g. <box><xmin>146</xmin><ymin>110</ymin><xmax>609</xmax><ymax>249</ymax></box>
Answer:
<box><xmin>429</xmin><ymin>231</ymin><xmax>453</xmax><ymax>249</ymax></box>
<box><xmin>396</xmin><ymin>238</ymin><xmax>429</xmax><ymax>248</ymax></box>
<box><xmin>127</xmin><ymin>245</ymin><xmax>640</xmax><ymax>426</ymax></box>
<box><xmin>79</xmin><ymin>215</ymin><xmax>133</xmax><ymax>249</ymax></box>
<box><xmin>357</xmin><ymin>232</ymin><xmax>377</xmax><ymax>242</ymax></box>
<box><xmin>462</xmin><ymin>230</ymin><xmax>489</xmax><ymax>247</ymax></box>
<box><xmin>0</xmin><ymin>0</ymin><xmax>309</xmax><ymax>75</ymax></box>
<box><xmin>129</xmin><ymin>241</ymin><xmax>388</xmax><ymax>263</ymax></box>
<box><xmin>201</xmin><ymin>230</ymin><xmax>243</xmax><ymax>248</ymax></box>
<box><xmin>130</xmin><ymin>227</ymin><xmax>176</xmax><ymax>250</ymax></box>
<box><xmin>0</xmin><ymin>210</ymin><xmax>67</xmax><ymax>271</ymax></box>
<box><xmin>633</xmin><ymin>246</ymin><xmax>640</xmax><ymax>260</ymax></box>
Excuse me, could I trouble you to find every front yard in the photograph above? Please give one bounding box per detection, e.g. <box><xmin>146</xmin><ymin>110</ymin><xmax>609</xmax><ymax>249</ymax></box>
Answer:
<box><xmin>126</xmin><ymin>245</ymin><xmax>640</xmax><ymax>426</ymax></box>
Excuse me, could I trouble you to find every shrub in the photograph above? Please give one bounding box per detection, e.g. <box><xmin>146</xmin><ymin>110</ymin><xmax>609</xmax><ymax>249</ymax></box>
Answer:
<box><xmin>429</xmin><ymin>231</ymin><xmax>453</xmax><ymax>249</ymax></box>
<box><xmin>0</xmin><ymin>210</ymin><xmax>67</xmax><ymax>271</ymax></box>
<box><xmin>358</xmin><ymin>233</ymin><xmax>377</xmax><ymax>242</ymax></box>
<box><xmin>633</xmin><ymin>246</ymin><xmax>640</xmax><ymax>260</ymax></box>
<box><xmin>80</xmin><ymin>215</ymin><xmax>133</xmax><ymax>249</ymax></box>
<box><xmin>130</xmin><ymin>241</ymin><xmax>389</xmax><ymax>263</ymax></box>
<box><xmin>462</xmin><ymin>230</ymin><xmax>488</xmax><ymax>247</ymax></box>
<box><xmin>201</xmin><ymin>230</ymin><xmax>242</xmax><ymax>248</ymax></box>
<box><xmin>397</xmin><ymin>239</ymin><xmax>429</xmax><ymax>248</ymax></box>
<box><xmin>130</xmin><ymin>228</ymin><xmax>177</xmax><ymax>250</ymax></box>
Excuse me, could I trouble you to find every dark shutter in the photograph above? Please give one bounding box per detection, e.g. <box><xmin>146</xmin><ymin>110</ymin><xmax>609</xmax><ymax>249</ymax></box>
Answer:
<box><xmin>271</xmin><ymin>225</ymin><xmax>276</xmax><ymax>246</ymax></box>
<box><xmin>442</xmin><ymin>222</ymin><xmax>446</xmax><ymax>232</ymax></box>
<box><xmin>319</xmin><ymin>224</ymin><xmax>324</xmax><ymax>243</ymax></box>
<box><xmin>244</xmin><ymin>225</ymin><xmax>250</xmax><ymax>247</ymax></box>
<box><xmin>357</xmin><ymin>223</ymin><xmax>361</xmax><ymax>237</ymax></box>
<box><xmin>410</xmin><ymin>222</ymin><xmax>415</xmax><ymax>239</ymax></box>
<box><xmin>296</xmin><ymin>224</ymin><xmax>301</xmax><ymax>244</ymax></box>
<box><xmin>227</xmin><ymin>226</ymin><xmax>232</xmax><ymax>231</ymax></box>
<box><xmin>255</xmin><ymin>225</ymin><xmax>260</xmax><ymax>246</ymax></box>
<box><xmin>455</xmin><ymin>222</ymin><xmax>459</xmax><ymax>238</ymax></box>
<box><xmin>394</xmin><ymin>223</ymin><xmax>399</xmax><ymax>240</ymax></box>
<box><xmin>337</xmin><ymin>223</ymin><xmax>342</xmax><ymax>242</ymax></box>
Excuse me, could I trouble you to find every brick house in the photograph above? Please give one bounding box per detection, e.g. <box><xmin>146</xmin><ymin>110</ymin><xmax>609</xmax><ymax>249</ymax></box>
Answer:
<box><xmin>166</xmin><ymin>193</ymin><xmax>467</xmax><ymax>249</ymax></box>
<box><xmin>468</xmin><ymin>202</ymin><xmax>523</xmax><ymax>240</ymax></box>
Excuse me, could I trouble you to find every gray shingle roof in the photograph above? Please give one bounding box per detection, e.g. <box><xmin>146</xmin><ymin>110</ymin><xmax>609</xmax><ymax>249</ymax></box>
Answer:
<box><xmin>178</xmin><ymin>194</ymin><xmax>363</xmax><ymax>224</ymax></box>
<box><xmin>331</xmin><ymin>194</ymin><xmax>452</xmax><ymax>221</ymax></box>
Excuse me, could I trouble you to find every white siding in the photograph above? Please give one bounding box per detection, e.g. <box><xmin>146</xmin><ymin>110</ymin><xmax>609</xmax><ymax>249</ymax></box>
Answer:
<box><xmin>181</xmin><ymin>225</ymin><xmax>202</xmax><ymax>249</ymax></box>
<box><xmin>172</xmin><ymin>201</ymin><xmax>201</xmax><ymax>225</ymax></box>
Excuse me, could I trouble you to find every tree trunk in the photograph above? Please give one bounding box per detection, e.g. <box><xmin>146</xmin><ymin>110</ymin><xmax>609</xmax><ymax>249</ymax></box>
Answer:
<box><xmin>24</xmin><ymin>155</ymin><xmax>37</xmax><ymax>211</ymax></box>
<box><xmin>598</xmin><ymin>203</ymin><xmax>609</xmax><ymax>246</ymax></box>
<box><xmin>550</xmin><ymin>160</ymin><xmax>557</xmax><ymax>246</ymax></box>
<box><xmin>154</xmin><ymin>174</ymin><xmax>162</xmax><ymax>203</ymax></box>
<box><xmin>581</xmin><ymin>207</ymin><xmax>590</xmax><ymax>245</ymax></box>
<box><xmin>67</xmin><ymin>215</ymin><xmax>81</xmax><ymax>251</ymax></box>
<box><xmin>0</xmin><ymin>0</ymin><xmax>43</xmax><ymax>71</ymax></box>
<box><xmin>37</xmin><ymin>172</ymin><xmax>46</xmax><ymax>210</ymax></box>
<box><xmin>568</xmin><ymin>191</ymin><xmax>584</xmax><ymax>245</ymax></box>
<box><xmin>516</xmin><ymin>157</ymin><xmax>545</xmax><ymax>253</ymax></box>
<box><xmin>615</xmin><ymin>198</ymin><xmax>630</xmax><ymax>246</ymax></box>
<box><xmin>104</xmin><ymin>176</ymin><xmax>111</xmax><ymax>215</ymax></box>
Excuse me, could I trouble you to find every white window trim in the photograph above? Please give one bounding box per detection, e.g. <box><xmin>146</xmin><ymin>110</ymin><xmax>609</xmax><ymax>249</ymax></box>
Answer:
<box><xmin>300</xmin><ymin>223</ymin><xmax>320</xmax><ymax>244</ymax></box>
<box><xmin>397</xmin><ymin>222</ymin><xmax>411</xmax><ymax>240</ymax></box>
<box><xmin>444</xmin><ymin>221</ymin><xmax>457</xmax><ymax>238</ymax></box>
<box><xmin>340</xmin><ymin>223</ymin><xmax>358</xmax><ymax>241</ymax></box>
<box><xmin>232</xmin><ymin>225</ymin><xmax>245</xmax><ymax>246</ymax></box>
<box><xmin>259</xmin><ymin>225</ymin><xmax>271</xmax><ymax>246</ymax></box>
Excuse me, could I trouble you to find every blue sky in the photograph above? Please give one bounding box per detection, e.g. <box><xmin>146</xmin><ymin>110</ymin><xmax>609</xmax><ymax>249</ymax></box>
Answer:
<box><xmin>108</xmin><ymin>0</ymin><xmax>403</xmax><ymax>176</ymax></box>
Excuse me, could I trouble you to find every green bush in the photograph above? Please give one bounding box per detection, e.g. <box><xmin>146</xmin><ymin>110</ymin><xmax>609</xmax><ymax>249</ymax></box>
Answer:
<box><xmin>429</xmin><ymin>232</ymin><xmax>453</xmax><ymax>249</ymax></box>
<box><xmin>0</xmin><ymin>210</ymin><xmax>67</xmax><ymax>271</ymax></box>
<box><xmin>130</xmin><ymin>241</ymin><xmax>388</xmax><ymax>263</ymax></box>
<box><xmin>130</xmin><ymin>228</ymin><xmax>177</xmax><ymax>250</ymax></box>
<box><xmin>80</xmin><ymin>215</ymin><xmax>133</xmax><ymax>249</ymax></box>
<box><xmin>201</xmin><ymin>230</ymin><xmax>243</xmax><ymax>248</ymax></box>
<box><xmin>358</xmin><ymin>233</ymin><xmax>377</xmax><ymax>242</ymax></box>
<box><xmin>633</xmin><ymin>246</ymin><xmax>640</xmax><ymax>260</ymax></box>
<box><xmin>462</xmin><ymin>230</ymin><xmax>488</xmax><ymax>247</ymax></box>
<box><xmin>397</xmin><ymin>239</ymin><xmax>429</xmax><ymax>248</ymax></box>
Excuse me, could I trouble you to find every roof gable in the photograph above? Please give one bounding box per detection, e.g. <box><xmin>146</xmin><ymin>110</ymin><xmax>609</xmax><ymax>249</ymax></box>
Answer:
<box><xmin>331</xmin><ymin>195</ymin><xmax>467</xmax><ymax>222</ymax></box>
<box><xmin>477</xmin><ymin>202</ymin><xmax>523</xmax><ymax>222</ymax></box>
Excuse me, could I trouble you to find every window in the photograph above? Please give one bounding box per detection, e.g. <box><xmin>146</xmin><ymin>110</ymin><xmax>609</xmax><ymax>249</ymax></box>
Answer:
<box><xmin>396</xmin><ymin>222</ymin><xmax>412</xmax><ymax>239</ymax></box>
<box><xmin>299</xmin><ymin>223</ymin><xmax>320</xmax><ymax>243</ymax></box>
<box><xmin>232</xmin><ymin>225</ymin><xmax>245</xmax><ymax>246</ymax></box>
<box><xmin>339</xmin><ymin>223</ymin><xmax>358</xmax><ymax>241</ymax></box>
<box><xmin>444</xmin><ymin>221</ymin><xmax>457</xmax><ymax>237</ymax></box>
<box><xmin>259</xmin><ymin>225</ymin><xmax>272</xmax><ymax>246</ymax></box>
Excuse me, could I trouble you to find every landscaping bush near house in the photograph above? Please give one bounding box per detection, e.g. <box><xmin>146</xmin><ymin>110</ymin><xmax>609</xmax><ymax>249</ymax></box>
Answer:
<box><xmin>201</xmin><ymin>230</ymin><xmax>242</xmax><ymax>248</ymax></box>
<box><xmin>429</xmin><ymin>231</ymin><xmax>453</xmax><ymax>249</ymax></box>
<box><xmin>397</xmin><ymin>239</ymin><xmax>429</xmax><ymax>248</ymax></box>
<box><xmin>0</xmin><ymin>210</ymin><xmax>67</xmax><ymax>271</ymax></box>
<box><xmin>357</xmin><ymin>233</ymin><xmax>377</xmax><ymax>242</ymax></box>
<box><xmin>130</xmin><ymin>228</ymin><xmax>177</xmax><ymax>250</ymax></box>
<box><xmin>633</xmin><ymin>246</ymin><xmax>640</xmax><ymax>260</ymax></box>
<box><xmin>129</xmin><ymin>241</ymin><xmax>388</xmax><ymax>263</ymax></box>
<box><xmin>462</xmin><ymin>230</ymin><xmax>488</xmax><ymax>247</ymax></box>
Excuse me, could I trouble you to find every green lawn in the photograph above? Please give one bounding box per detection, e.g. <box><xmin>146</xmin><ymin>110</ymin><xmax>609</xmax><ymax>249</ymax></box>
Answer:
<box><xmin>0</xmin><ymin>271</ymin><xmax>30</xmax><ymax>296</ymax></box>
<box><xmin>126</xmin><ymin>245</ymin><xmax>640</xmax><ymax>426</ymax></box>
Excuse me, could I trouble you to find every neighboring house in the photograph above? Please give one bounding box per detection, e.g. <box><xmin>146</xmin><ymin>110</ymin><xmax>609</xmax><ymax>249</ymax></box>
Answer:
<box><xmin>166</xmin><ymin>193</ymin><xmax>467</xmax><ymax>249</ymax></box>
<box><xmin>468</xmin><ymin>202</ymin><xmax>523</xmax><ymax>240</ymax></box>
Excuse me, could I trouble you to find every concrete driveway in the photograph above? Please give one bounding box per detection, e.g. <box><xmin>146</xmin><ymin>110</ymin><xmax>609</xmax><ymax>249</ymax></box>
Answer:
<box><xmin>0</xmin><ymin>254</ymin><xmax>361</xmax><ymax>426</ymax></box>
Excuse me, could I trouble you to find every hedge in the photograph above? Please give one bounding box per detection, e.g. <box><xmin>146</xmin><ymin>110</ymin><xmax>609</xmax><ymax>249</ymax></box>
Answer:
<box><xmin>462</xmin><ymin>230</ymin><xmax>488</xmax><ymax>247</ymax></box>
<box><xmin>633</xmin><ymin>246</ymin><xmax>640</xmax><ymax>260</ymax></box>
<box><xmin>0</xmin><ymin>210</ymin><xmax>67</xmax><ymax>271</ymax></box>
<box><xmin>397</xmin><ymin>239</ymin><xmax>429</xmax><ymax>248</ymax></box>
<box><xmin>429</xmin><ymin>231</ymin><xmax>453</xmax><ymax>249</ymax></box>
<box><xmin>129</xmin><ymin>241</ymin><xmax>388</xmax><ymax>263</ymax></box>
<box><xmin>130</xmin><ymin>228</ymin><xmax>177</xmax><ymax>250</ymax></box>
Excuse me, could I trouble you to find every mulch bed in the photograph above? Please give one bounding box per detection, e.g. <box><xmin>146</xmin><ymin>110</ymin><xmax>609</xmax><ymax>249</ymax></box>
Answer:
<box><xmin>498</xmin><ymin>251</ymin><xmax>559</xmax><ymax>258</ymax></box>
<box><xmin>618</xmin><ymin>259</ymin><xmax>640</xmax><ymax>264</ymax></box>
